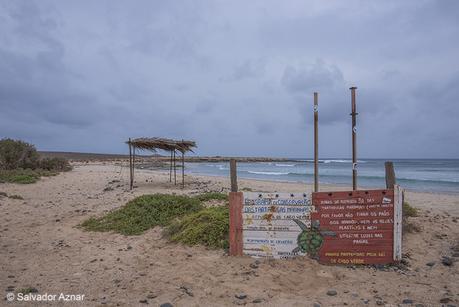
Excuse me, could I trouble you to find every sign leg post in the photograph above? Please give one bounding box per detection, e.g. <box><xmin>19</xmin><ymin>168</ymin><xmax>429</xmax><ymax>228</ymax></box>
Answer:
<box><xmin>229</xmin><ymin>192</ymin><xmax>243</xmax><ymax>256</ymax></box>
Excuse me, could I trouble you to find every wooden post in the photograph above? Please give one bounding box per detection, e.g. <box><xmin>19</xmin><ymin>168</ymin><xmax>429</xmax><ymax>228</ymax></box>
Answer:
<box><xmin>230</xmin><ymin>159</ymin><xmax>238</xmax><ymax>192</ymax></box>
<box><xmin>350</xmin><ymin>86</ymin><xmax>358</xmax><ymax>190</ymax></box>
<box><xmin>229</xmin><ymin>191</ymin><xmax>243</xmax><ymax>256</ymax></box>
<box><xmin>393</xmin><ymin>185</ymin><xmax>403</xmax><ymax>261</ymax></box>
<box><xmin>314</xmin><ymin>92</ymin><xmax>319</xmax><ymax>192</ymax></box>
<box><xmin>182</xmin><ymin>151</ymin><xmax>185</xmax><ymax>188</ymax></box>
<box><xmin>169</xmin><ymin>150</ymin><xmax>172</xmax><ymax>182</ymax></box>
<box><xmin>132</xmin><ymin>145</ymin><xmax>135</xmax><ymax>187</ymax></box>
<box><xmin>129</xmin><ymin>138</ymin><xmax>133</xmax><ymax>190</ymax></box>
<box><xmin>385</xmin><ymin>161</ymin><xmax>396</xmax><ymax>189</ymax></box>
<box><xmin>173</xmin><ymin>150</ymin><xmax>176</xmax><ymax>185</ymax></box>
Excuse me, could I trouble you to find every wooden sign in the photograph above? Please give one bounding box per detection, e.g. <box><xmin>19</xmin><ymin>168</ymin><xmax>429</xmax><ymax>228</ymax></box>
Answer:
<box><xmin>242</xmin><ymin>192</ymin><xmax>311</xmax><ymax>259</ymax></box>
<box><xmin>311</xmin><ymin>186</ymin><xmax>402</xmax><ymax>264</ymax></box>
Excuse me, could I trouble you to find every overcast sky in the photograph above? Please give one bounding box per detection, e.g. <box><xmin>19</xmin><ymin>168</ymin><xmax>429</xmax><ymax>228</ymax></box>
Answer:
<box><xmin>1</xmin><ymin>0</ymin><xmax>458</xmax><ymax>158</ymax></box>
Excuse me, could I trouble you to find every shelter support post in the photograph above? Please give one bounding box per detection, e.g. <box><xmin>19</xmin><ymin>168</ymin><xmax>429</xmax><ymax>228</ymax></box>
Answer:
<box><xmin>129</xmin><ymin>138</ymin><xmax>133</xmax><ymax>190</ymax></box>
<box><xmin>169</xmin><ymin>150</ymin><xmax>172</xmax><ymax>182</ymax></box>
<box><xmin>173</xmin><ymin>150</ymin><xmax>176</xmax><ymax>185</ymax></box>
<box><xmin>182</xmin><ymin>151</ymin><xmax>185</xmax><ymax>188</ymax></box>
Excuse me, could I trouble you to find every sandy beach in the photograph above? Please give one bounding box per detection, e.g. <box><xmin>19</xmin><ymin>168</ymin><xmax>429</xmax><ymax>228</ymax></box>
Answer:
<box><xmin>1</xmin><ymin>162</ymin><xmax>458</xmax><ymax>306</ymax></box>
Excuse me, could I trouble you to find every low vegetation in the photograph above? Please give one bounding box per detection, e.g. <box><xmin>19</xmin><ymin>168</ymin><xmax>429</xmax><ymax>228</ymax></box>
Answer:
<box><xmin>165</xmin><ymin>206</ymin><xmax>229</xmax><ymax>249</ymax></box>
<box><xmin>403</xmin><ymin>201</ymin><xmax>418</xmax><ymax>217</ymax></box>
<box><xmin>81</xmin><ymin>192</ymin><xmax>230</xmax><ymax>249</ymax></box>
<box><xmin>0</xmin><ymin>138</ymin><xmax>71</xmax><ymax>184</ymax></box>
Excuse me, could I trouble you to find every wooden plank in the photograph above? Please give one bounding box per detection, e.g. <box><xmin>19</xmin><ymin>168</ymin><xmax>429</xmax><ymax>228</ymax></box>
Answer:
<box><xmin>393</xmin><ymin>185</ymin><xmax>403</xmax><ymax>261</ymax></box>
<box><xmin>230</xmin><ymin>159</ymin><xmax>238</xmax><ymax>192</ymax></box>
<box><xmin>229</xmin><ymin>192</ymin><xmax>243</xmax><ymax>256</ymax></box>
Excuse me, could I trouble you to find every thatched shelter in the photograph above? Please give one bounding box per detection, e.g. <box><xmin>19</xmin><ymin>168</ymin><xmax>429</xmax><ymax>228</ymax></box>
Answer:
<box><xmin>126</xmin><ymin>137</ymin><xmax>197</xmax><ymax>189</ymax></box>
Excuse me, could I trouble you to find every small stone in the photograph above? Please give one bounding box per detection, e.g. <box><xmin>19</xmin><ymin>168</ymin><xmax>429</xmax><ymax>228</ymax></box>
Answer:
<box><xmin>362</xmin><ymin>299</ymin><xmax>370</xmax><ymax>304</ymax></box>
<box><xmin>441</xmin><ymin>256</ymin><xmax>453</xmax><ymax>266</ymax></box>
<box><xmin>313</xmin><ymin>303</ymin><xmax>321</xmax><ymax>307</ymax></box>
<box><xmin>126</xmin><ymin>245</ymin><xmax>132</xmax><ymax>250</ymax></box>
<box><xmin>139</xmin><ymin>299</ymin><xmax>148</xmax><ymax>304</ymax></box>
<box><xmin>426</xmin><ymin>261</ymin><xmax>435</xmax><ymax>267</ymax></box>
<box><xmin>440</xmin><ymin>298</ymin><xmax>451</xmax><ymax>304</ymax></box>
<box><xmin>376</xmin><ymin>300</ymin><xmax>384</xmax><ymax>305</ymax></box>
<box><xmin>252</xmin><ymin>298</ymin><xmax>262</xmax><ymax>303</ymax></box>
<box><xmin>146</xmin><ymin>294</ymin><xmax>157</xmax><ymax>299</ymax></box>
<box><xmin>402</xmin><ymin>298</ymin><xmax>413</xmax><ymax>304</ymax></box>
<box><xmin>415</xmin><ymin>304</ymin><xmax>425</xmax><ymax>307</ymax></box>
<box><xmin>326</xmin><ymin>289</ymin><xmax>337</xmax><ymax>296</ymax></box>
<box><xmin>235</xmin><ymin>293</ymin><xmax>247</xmax><ymax>300</ymax></box>
<box><xmin>160</xmin><ymin>303</ymin><xmax>173</xmax><ymax>307</ymax></box>
<box><xmin>249</xmin><ymin>263</ymin><xmax>259</xmax><ymax>269</ymax></box>
<box><xmin>452</xmin><ymin>252</ymin><xmax>459</xmax><ymax>258</ymax></box>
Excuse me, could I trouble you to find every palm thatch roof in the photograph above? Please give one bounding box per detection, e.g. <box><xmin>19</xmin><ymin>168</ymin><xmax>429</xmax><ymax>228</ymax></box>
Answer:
<box><xmin>126</xmin><ymin>137</ymin><xmax>196</xmax><ymax>153</ymax></box>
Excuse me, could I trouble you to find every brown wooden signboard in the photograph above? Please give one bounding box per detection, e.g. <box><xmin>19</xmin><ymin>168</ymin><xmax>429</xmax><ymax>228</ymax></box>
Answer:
<box><xmin>311</xmin><ymin>186</ymin><xmax>402</xmax><ymax>265</ymax></box>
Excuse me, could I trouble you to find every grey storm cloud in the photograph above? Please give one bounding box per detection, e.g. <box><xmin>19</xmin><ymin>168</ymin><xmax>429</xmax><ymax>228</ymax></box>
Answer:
<box><xmin>0</xmin><ymin>0</ymin><xmax>458</xmax><ymax>157</ymax></box>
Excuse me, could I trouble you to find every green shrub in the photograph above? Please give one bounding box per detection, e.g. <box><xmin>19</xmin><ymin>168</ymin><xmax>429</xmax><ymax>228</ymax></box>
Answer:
<box><xmin>403</xmin><ymin>201</ymin><xmax>418</xmax><ymax>217</ymax></box>
<box><xmin>0</xmin><ymin>169</ymin><xmax>40</xmax><ymax>184</ymax></box>
<box><xmin>39</xmin><ymin>157</ymin><xmax>72</xmax><ymax>172</ymax></box>
<box><xmin>0</xmin><ymin>169</ymin><xmax>58</xmax><ymax>184</ymax></box>
<box><xmin>164</xmin><ymin>206</ymin><xmax>229</xmax><ymax>249</ymax></box>
<box><xmin>193</xmin><ymin>192</ymin><xmax>228</xmax><ymax>202</ymax></box>
<box><xmin>80</xmin><ymin>194</ymin><xmax>203</xmax><ymax>235</ymax></box>
<box><xmin>0</xmin><ymin>138</ymin><xmax>39</xmax><ymax>170</ymax></box>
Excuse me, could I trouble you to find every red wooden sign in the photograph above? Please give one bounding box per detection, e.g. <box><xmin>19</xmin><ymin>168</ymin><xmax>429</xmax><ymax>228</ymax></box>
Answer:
<box><xmin>311</xmin><ymin>189</ymin><xmax>402</xmax><ymax>265</ymax></box>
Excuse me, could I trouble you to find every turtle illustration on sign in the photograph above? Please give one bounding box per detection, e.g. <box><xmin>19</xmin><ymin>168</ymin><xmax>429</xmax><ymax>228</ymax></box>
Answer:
<box><xmin>292</xmin><ymin>219</ymin><xmax>336</xmax><ymax>257</ymax></box>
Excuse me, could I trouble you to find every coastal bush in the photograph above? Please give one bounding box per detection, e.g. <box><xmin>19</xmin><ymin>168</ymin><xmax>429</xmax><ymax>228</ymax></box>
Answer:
<box><xmin>80</xmin><ymin>194</ymin><xmax>203</xmax><ymax>235</ymax></box>
<box><xmin>164</xmin><ymin>206</ymin><xmax>229</xmax><ymax>249</ymax></box>
<box><xmin>39</xmin><ymin>157</ymin><xmax>72</xmax><ymax>172</ymax></box>
<box><xmin>0</xmin><ymin>138</ymin><xmax>71</xmax><ymax>184</ymax></box>
<box><xmin>403</xmin><ymin>201</ymin><xmax>418</xmax><ymax>217</ymax></box>
<box><xmin>0</xmin><ymin>169</ymin><xmax>58</xmax><ymax>184</ymax></box>
<box><xmin>0</xmin><ymin>138</ymin><xmax>39</xmax><ymax>170</ymax></box>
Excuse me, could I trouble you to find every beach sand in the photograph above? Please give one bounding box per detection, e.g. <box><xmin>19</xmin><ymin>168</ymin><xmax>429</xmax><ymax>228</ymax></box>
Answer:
<box><xmin>1</xmin><ymin>162</ymin><xmax>458</xmax><ymax>306</ymax></box>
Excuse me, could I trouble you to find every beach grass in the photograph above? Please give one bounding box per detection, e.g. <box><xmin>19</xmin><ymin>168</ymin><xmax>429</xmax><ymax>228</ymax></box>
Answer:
<box><xmin>403</xmin><ymin>201</ymin><xmax>418</xmax><ymax>217</ymax></box>
<box><xmin>80</xmin><ymin>194</ymin><xmax>203</xmax><ymax>235</ymax></box>
<box><xmin>80</xmin><ymin>192</ymin><xmax>230</xmax><ymax>248</ymax></box>
<box><xmin>0</xmin><ymin>169</ymin><xmax>58</xmax><ymax>184</ymax></box>
<box><xmin>164</xmin><ymin>206</ymin><xmax>229</xmax><ymax>249</ymax></box>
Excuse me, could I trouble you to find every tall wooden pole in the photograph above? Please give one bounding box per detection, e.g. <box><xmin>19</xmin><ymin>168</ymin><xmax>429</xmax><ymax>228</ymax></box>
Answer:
<box><xmin>169</xmin><ymin>150</ymin><xmax>172</xmax><ymax>182</ymax></box>
<box><xmin>350</xmin><ymin>86</ymin><xmax>358</xmax><ymax>190</ymax></box>
<box><xmin>173</xmin><ymin>150</ymin><xmax>176</xmax><ymax>185</ymax></box>
<box><xmin>182</xmin><ymin>151</ymin><xmax>185</xmax><ymax>188</ymax></box>
<box><xmin>313</xmin><ymin>92</ymin><xmax>319</xmax><ymax>192</ymax></box>
<box><xmin>230</xmin><ymin>159</ymin><xmax>238</xmax><ymax>192</ymax></box>
<box><xmin>129</xmin><ymin>138</ymin><xmax>133</xmax><ymax>190</ymax></box>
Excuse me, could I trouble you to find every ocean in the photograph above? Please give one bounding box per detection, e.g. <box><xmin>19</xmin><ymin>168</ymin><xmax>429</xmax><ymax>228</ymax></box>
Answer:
<box><xmin>185</xmin><ymin>159</ymin><xmax>459</xmax><ymax>194</ymax></box>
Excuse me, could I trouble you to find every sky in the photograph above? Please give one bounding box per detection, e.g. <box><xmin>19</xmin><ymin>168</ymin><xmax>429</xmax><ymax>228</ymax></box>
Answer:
<box><xmin>0</xmin><ymin>0</ymin><xmax>458</xmax><ymax>158</ymax></box>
